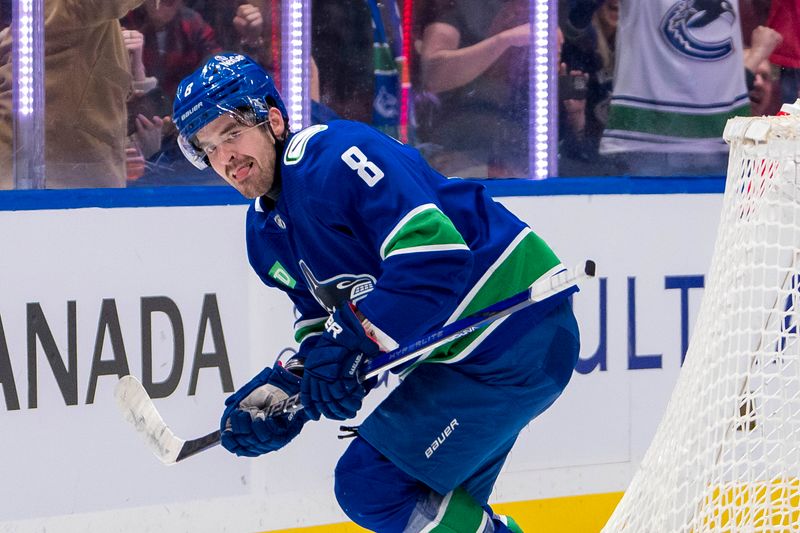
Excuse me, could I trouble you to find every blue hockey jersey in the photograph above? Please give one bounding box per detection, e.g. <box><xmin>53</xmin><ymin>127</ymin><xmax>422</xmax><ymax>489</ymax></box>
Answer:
<box><xmin>246</xmin><ymin>120</ymin><xmax>561</xmax><ymax>369</ymax></box>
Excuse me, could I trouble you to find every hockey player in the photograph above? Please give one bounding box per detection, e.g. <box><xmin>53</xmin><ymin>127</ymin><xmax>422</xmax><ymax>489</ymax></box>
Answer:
<box><xmin>173</xmin><ymin>53</ymin><xmax>580</xmax><ymax>532</ymax></box>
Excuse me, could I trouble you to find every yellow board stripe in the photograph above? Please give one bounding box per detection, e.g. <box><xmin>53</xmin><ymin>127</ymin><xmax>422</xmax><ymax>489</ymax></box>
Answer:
<box><xmin>257</xmin><ymin>492</ymin><xmax>624</xmax><ymax>533</ymax></box>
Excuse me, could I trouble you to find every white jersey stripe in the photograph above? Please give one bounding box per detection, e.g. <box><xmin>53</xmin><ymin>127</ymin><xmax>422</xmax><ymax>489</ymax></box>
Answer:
<box><xmin>384</xmin><ymin>243</ymin><xmax>470</xmax><ymax>259</ymax></box>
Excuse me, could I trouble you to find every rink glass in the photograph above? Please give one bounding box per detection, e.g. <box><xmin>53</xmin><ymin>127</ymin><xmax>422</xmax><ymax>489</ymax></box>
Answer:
<box><xmin>2</xmin><ymin>0</ymin><xmax>746</xmax><ymax>190</ymax></box>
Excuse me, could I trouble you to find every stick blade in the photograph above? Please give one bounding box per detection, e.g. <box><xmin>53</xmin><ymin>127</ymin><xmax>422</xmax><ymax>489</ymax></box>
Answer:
<box><xmin>114</xmin><ymin>375</ymin><xmax>185</xmax><ymax>465</ymax></box>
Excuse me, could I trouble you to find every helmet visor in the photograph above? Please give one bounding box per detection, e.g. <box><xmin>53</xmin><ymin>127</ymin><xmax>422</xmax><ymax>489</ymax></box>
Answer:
<box><xmin>176</xmin><ymin>105</ymin><xmax>266</xmax><ymax>170</ymax></box>
<box><xmin>178</xmin><ymin>110</ymin><xmax>268</xmax><ymax>170</ymax></box>
<box><xmin>177</xmin><ymin>133</ymin><xmax>210</xmax><ymax>170</ymax></box>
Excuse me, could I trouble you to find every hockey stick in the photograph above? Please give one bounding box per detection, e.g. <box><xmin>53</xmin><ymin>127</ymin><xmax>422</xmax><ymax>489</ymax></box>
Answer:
<box><xmin>115</xmin><ymin>375</ymin><xmax>222</xmax><ymax>464</ymax></box>
<box><xmin>115</xmin><ymin>260</ymin><xmax>596</xmax><ymax>464</ymax></box>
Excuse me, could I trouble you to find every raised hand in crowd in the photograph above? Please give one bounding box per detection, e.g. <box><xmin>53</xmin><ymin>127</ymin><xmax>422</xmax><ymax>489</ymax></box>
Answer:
<box><xmin>133</xmin><ymin>114</ymin><xmax>165</xmax><ymax>160</ymax></box>
<box><xmin>125</xmin><ymin>141</ymin><xmax>147</xmax><ymax>181</ymax></box>
<box><xmin>123</xmin><ymin>28</ymin><xmax>147</xmax><ymax>85</ymax></box>
<box><xmin>125</xmin><ymin>113</ymin><xmax>165</xmax><ymax>181</ymax></box>
<box><xmin>233</xmin><ymin>3</ymin><xmax>264</xmax><ymax>48</ymax></box>
<box><xmin>745</xmin><ymin>25</ymin><xmax>783</xmax><ymax>74</ymax></box>
<box><xmin>500</xmin><ymin>22</ymin><xmax>531</xmax><ymax>49</ymax></box>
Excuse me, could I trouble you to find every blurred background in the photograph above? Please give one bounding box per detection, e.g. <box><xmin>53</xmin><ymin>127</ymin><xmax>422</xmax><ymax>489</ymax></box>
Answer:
<box><xmin>1</xmin><ymin>0</ymin><xmax>791</xmax><ymax>190</ymax></box>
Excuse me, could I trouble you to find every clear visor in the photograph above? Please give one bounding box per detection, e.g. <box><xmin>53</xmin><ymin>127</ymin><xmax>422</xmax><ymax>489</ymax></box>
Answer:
<box><xmin>177</xmin><ymin>106</ymin><xmax>265</xmax><ymax>170</ymax></box>
<box><xmin>177</xmin><ymin>133</ymin><xmax>210</xmax><ymax>170</ymax></box>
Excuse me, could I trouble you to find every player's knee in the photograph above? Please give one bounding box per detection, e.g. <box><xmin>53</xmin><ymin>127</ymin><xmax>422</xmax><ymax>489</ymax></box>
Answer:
<box><xmin>544</xmin><ymin>304</ymin><xmax>581</xmax><ymax>389</ymax></box>
<box><xmin>333</xmin><ymin>445</ymin><xmax>365</xmax><ymax>523</ymax></box>
<box><xmin>334</xmin><ymin>437</ymin><xmax>417</xmax><ymax>532</ymax></box>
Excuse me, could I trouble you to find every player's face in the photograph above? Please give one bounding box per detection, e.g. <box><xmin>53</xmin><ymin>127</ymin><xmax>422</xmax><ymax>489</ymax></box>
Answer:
<box><xmin>196</xmin><ymin>109</ymin><xmax>284</xmax><ymax>199</ymax></box>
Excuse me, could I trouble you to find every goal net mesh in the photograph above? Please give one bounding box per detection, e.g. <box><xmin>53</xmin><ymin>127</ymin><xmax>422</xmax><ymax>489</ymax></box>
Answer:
<box><xmin>602</xmin><ymin>114</ymin><xmax>800</xmax><ymax>532</ymax></box>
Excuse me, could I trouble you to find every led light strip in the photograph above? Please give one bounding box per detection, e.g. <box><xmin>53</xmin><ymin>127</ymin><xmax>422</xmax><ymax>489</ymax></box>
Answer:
<box><xmin>12</xmin><ymin>0</ymin><xmax>45</xmax><ymax>188</ymax></box>
<box><xmin>281</xmin><ymin>0</ymin><xmax>309</xmax><ymax>130</ymax></box>
<box><xmin>16</xmin><ymin>7</ymin><xmax>34</xmax><ymax>115</ymax></box>
<box><xmin>530</xmin><ymin>0</ymin><xmax>554</xmax><ymax>179</ymax></box>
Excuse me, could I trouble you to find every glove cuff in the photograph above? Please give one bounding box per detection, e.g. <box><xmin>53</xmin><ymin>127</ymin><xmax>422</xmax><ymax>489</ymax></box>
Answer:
<box><xmin>271</xmin><ymin>361</ymin><xmax>302</xmax><ymax>394</ymax></box>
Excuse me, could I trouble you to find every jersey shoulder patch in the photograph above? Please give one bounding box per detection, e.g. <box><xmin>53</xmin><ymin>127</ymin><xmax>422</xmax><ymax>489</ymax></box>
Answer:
<box><xmin>284</xmin><ymin>125</ymin><xmax>328</xmax><ymax>166</ymax></box>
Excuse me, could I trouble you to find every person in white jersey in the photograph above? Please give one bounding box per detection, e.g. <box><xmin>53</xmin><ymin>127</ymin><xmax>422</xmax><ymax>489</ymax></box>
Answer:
<box><xmin>600</xmin><ymin>0</ymin><xmax>750</xmax><ymax>176</ymax></box>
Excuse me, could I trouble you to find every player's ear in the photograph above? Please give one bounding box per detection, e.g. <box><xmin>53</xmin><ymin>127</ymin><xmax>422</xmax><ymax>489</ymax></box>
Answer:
<box><xmin>268</xmin><ymin>107</ymin><xmax>286</xmax><ymax>138</ymax></box>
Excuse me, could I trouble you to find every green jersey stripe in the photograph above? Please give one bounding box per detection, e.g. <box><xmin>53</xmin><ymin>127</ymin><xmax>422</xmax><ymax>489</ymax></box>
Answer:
<box><xmin>402</xmin><ymin>229</ymin><xmax>560</xmax><ymax>374</ymax></box>
<box><xmin>607</xmin><ymin>103</ymin><xmax>750</xmax><ymax>139</ymax></box>
<box><xmin>294</xmin><ymin>317</ymin><xmax>326</xmax><ymax>344</ymax></box>
<box><xmin>423</xmin><ymin>488</ymin><xmax>487</xmax><ymax>533</ymax></box>
<box><xmin>380</xmin><ymin>204</ymin><xmax>467</xmax><ymax>260</ymax></box>
<box><xmin>445</xmin><ymin>227</ymin><xmax>531</xmax><ymax>324</ymax></box>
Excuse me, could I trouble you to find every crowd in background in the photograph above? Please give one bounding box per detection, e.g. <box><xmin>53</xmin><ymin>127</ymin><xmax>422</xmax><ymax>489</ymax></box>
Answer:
<box><xmin>0</xmin><ymin>0</ymin><xmax>798</xmax><ymax>188</ymax></box>
<box><xmin>556</xmin><ymin>0</ymin><xmax>795</xmax><ymax>177</ymax></box>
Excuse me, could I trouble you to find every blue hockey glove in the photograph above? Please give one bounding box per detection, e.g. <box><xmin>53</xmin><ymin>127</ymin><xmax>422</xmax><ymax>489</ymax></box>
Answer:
<box><xmin>220</xmin><ymin>362</ymin><xmax>308</xmax><ymax>457</ymax></box>
<box><xmin>300</xmin><ymin>304</ymin><xmax>381</xmax><ymax>421</ymax></box>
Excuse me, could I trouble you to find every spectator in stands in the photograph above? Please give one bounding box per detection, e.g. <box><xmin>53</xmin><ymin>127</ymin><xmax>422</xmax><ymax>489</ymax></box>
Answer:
<box><xmin>555</xmin><ymin>25</ymin><xmax>589</xmax><ymax>172</ymax></box>
<box><xmin>744</xmin><ymin>25</ymin><xmax>783</xmax><ymax>116</ymax></box>
<box><xmin>0</xmin><ymin>0</ymin><xmax>143</xmax><ymax>189</ymax></box>
<box><xmin>312</xmin><ymin>0</ymin><xmax>374</xmax><ymax>124</ymax></box>
<box><xmin>599</xmin><ymin>0</ymin><xmax>750</xmax><ymax>177</ymax></box>
<box><xmin>187</xmin><ymin>1</ymin><xmax>275</xmax><ymax>72</ymax></box>
<box><xmin>748</xmin><ymin>56</ymin><xmax>780</xmax><ymax>117</ymax></box>
<box><xmin>122</xmin><ymin>27</ymin><xmax>169</xmax><ymax>181</ymax></box>
<box><xmin>120</xmin><ymin>0</ymin><xmax>228</xmax><ymax>186</ymax></box>
<box><xmin>417</xmin><ymin>0</ymin><xmax>531</xmax><ymax>178</ymax></box>
<box><xmin>739</xmin><ymin>0</ymin><xmax>771</xmax><ymax>47</ymax></box>
<box><xmin>558</xmin><ymin>0</ymin><xmax>619</xmax><ymax>176</ymax></box>
<box><xmin>766</xmin><ymin>0</ymin><xmax>800</xmax><ymax>105</ymax></box>
<box><xmin>121</xmin><ymin>0</ymin><xmax>222</xmax><ymax>107</ymax></box>
<box><xmin>188</xmin><ymin>0</ymin><xmax>337</xmax><ymax>126</ymax></box>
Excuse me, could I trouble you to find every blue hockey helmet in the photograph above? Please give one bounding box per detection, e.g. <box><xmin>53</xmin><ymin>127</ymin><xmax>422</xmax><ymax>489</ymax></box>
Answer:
<box><xmin>173</xmin><ymin>53</ymin><xmax>288</xmax><ymax>169</ymax></box>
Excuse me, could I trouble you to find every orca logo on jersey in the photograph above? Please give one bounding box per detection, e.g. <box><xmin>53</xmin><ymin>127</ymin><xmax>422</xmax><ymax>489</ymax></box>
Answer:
<box><xmin>299</xmin><ymin>260</ymin><xmax>376</xmax><ymax>312</ymax></box>
<box><xmin>661</xmin><ymin>0</ymin><xmax>735</xmax><ymax>60</ymax></box>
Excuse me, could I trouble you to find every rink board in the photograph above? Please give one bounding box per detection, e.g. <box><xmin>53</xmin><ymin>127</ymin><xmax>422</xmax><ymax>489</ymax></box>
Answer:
<box><xmin>0</xmin><ymin>187</ymin><xmax>722</xmax><ymax>532</ymax></box>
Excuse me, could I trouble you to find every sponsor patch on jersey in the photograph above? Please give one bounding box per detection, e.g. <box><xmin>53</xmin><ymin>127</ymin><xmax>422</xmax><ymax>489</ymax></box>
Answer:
<box><xmin>268</xmin><ymin>261</ymin><xmax>297</xmax><ymax>288</ymax></box>
<box><xmin>284</xmin><ymin>125</ymin><xmax>328</xmax><ymax>165</ymax></box>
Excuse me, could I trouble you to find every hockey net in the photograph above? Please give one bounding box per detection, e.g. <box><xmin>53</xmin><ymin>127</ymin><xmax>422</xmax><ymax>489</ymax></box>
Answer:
<box><xmin>602</xmin><ymin>108</ymin><xmax>800</xmax><ymax>532</ymax></box>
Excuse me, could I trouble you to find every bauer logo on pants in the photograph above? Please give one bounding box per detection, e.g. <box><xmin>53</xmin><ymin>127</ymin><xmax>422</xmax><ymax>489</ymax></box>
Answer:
<box><xmin>425</xmin><ymin>419</ymin><xmax>459</xmax><ymax>459</ymax></box>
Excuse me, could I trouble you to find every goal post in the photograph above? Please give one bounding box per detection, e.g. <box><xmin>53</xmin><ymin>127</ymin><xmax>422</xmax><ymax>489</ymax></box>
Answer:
<box><xmin>602</xmin><ymin>106</ymin><xmax>800</xmax><ymax>532</ymax></box>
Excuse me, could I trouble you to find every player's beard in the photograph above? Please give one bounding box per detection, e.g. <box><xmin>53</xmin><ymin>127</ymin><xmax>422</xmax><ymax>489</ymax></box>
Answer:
<box><xmin>228</xmin><ymin>156</ymin><xmax>274</xmax><ymax>199</ymax></box>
